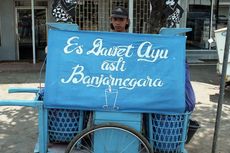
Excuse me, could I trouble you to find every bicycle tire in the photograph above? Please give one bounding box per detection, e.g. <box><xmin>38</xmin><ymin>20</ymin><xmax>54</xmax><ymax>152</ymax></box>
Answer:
<box><xmin>65</xmin><ymin>122</ymin><xmax>152</xmax><ymax>153</ymax></box>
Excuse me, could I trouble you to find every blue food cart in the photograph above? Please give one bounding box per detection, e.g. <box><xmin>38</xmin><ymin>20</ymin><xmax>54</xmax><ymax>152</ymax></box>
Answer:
<box><xmin>0</xmin><ymin>24</ymin><xmax>192</xmax><ymax>153</ymax></box>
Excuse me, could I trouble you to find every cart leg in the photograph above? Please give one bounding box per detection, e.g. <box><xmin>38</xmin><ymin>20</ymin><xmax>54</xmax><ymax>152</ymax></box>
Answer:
<box><xmin>38</xmin><ymin>102</ymin><xmax>47</xmax><ymax>153</ymax></box>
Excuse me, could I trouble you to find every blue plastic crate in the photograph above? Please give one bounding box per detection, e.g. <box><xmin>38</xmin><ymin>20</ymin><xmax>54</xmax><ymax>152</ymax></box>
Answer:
<box><xmin>48</xmin><ymin>109</ymin><xmax>84</xmax><ymax>143</ymax></box>
<box><xmin>147</xmin><ymin>112</ymin><xmax>190</xmax><ymax>153</ymax></box>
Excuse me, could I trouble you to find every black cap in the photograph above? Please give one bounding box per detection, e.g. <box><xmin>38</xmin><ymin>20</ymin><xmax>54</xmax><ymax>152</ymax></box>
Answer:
<box><xmin>111</xmin><ymin>6</ymin><xmax>128</xmax><ymax>18</ymax></box>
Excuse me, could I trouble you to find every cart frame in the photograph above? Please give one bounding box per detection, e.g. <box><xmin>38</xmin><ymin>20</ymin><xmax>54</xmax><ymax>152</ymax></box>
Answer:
<box><xmin>0</xmin><ymin>27</ymin><xmax>192</xmax><ymax>153</ymax></box>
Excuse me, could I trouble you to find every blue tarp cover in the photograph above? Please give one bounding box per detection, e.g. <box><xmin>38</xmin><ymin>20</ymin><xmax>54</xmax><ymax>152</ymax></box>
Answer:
<box><xmin>44</xmin><ymin>29</ymin><xmax>186</xmax><ymax>113</ymax></box>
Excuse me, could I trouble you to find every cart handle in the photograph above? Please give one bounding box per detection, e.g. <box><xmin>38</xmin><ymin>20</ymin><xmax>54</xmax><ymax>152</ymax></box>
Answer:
<box><xmin>8</xmin><ymin>87</ymin><xmax>41</xmax><ymax>94</ymax></box>
<box><xmin>0</xmin><ymin>100</ymin><xmax>42</xmax><ymax>108</ymax></box>
<box><xmin>0</xmin><ymin>87</ymin><xmax>43</xmax><ymax>107</ymax></box>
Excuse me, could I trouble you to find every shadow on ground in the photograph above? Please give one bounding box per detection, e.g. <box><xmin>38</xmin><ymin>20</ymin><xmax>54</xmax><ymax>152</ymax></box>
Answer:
<box><xmin>210</xmin><ymin>89</ymin><xmax>230</xmax><ymax>105</ymax></box>
<box><xmin>187</xmin><ymin>64</ymin><xmax>230</xmax><ymax>153</ymax></box>
<box><xmin>0</xmin><ymin>106</ymin><xmax>38</xmax><ymax>153</ymax></box>
<box><xmin>186</xmin><ymin>104</ymin><xmax>230</xmax><ymax>153</ymax></box>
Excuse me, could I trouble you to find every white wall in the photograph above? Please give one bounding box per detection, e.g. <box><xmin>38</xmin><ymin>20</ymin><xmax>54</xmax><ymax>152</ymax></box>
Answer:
<box><xmin>0</xmin><ymin>0</ymin><xmax>17</xmax><ymax>61</ymax></box>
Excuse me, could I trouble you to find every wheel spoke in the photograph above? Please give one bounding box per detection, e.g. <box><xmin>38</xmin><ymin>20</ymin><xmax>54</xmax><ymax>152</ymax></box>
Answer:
<box><xmin>120</xmin><ymin>139</ymin><xmax>137</xmax><ymax>153</ymax></box>
<box><xmin>65</xmin><ymin>123</ymin><xmax>152</xmax><ymax>153</ymax></box>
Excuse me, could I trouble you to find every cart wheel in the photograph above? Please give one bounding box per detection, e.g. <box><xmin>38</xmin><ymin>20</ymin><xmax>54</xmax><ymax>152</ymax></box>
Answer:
<box><xmin>65</xmin><ymin>122</ymin><xmax>152</xmax><ymax>153</ymax></box>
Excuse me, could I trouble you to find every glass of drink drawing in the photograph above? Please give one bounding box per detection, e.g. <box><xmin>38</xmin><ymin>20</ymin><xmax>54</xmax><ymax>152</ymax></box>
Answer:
<box><xmin>104</xmin><ymin>85</ymin><xmax>119</xmax><ymax>110</ymax></box>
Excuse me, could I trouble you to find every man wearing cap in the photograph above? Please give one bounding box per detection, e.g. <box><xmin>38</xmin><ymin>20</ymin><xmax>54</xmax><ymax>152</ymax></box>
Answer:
<box><xmin>110</xmin><ymin>6</ymin><xmax>129</xmax><ymax>32</ymax></box>
<box><xmin>110</xmin><ymin>7</ymin><xmax>195</xmax><ymax>112</ymax></box>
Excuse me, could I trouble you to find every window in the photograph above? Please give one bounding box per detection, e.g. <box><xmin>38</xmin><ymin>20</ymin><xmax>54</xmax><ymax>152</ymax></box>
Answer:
<box><xmin>73</xmin><ymin>0</ymin><xmax>150</xmax><ymax>33</ymax></box>
<box><xmin>186</xmin><ymin>0</ymin><xmax>229</xmax><ymax>50</ymax></box>
<box><xmin>186</xmin><ymin>2</ymin><xmax>212</xmax><ymax>50</ymax></box>
<box><xmin>15</xmin><ymin>1</ymin><xmax>47</xmax><ymax>6</ymax></box>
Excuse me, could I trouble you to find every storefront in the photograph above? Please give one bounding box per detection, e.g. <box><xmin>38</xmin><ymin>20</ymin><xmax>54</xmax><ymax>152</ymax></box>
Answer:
<box><xmin>0</xmin><ymin>0</ymin><xmax>229</xmax><ymax>62</ymax></box>
<box><xmin>185</xmin><ymin>0</ymin><xmax>229</xmax><ymax>61</ymax></box>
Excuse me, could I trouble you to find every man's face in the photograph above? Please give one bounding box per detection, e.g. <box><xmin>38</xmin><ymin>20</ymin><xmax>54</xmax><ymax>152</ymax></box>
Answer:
<box><xmin>111</xmin><ymin>17</ymin><xmax>129</xmax><ymax>32</ymax></box>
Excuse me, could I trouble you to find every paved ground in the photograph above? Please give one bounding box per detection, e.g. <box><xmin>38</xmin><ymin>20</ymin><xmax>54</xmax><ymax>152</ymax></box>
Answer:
<box><xmin>0</xmin><ymin>61</ymin><xmax>230</xmax><ymax>153</ymax></box>
<box><xmin>187</xmin><ymin>63</ymin><xmax>230</xmax><ymax>153</ymax></box>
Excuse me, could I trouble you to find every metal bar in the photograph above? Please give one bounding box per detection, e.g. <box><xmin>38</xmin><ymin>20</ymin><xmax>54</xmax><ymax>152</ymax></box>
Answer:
<box><xmin>44</xmin><ymin>109</ymin><xmax>48</xmax><ymax>153</ymax></box>
<box><xmin>128</xmin><ymin>0</ymin><xmax>133</xmax><ymax>33</ymax></box>
<box><xmin>215</xmin><ymin>0</ymin><xmax>220</xmax><ymax>29</ymax></box>
<box><xmin>0</xmin><ymin>100</ymin><xmax>41</xmax><ymax>108</ymax></box>
<box><xmin>180</xmin><ymin>112</ymin><xmax>190</xmax><ymax>152</ymax></box>
<box><xmin>209</xmin><ymin>0</ymin><xmax>214</xmax><ymax>49</ymax></box>
<box><xmin>8</xmin><ymin>87</ymin><xmax>40</xmax><ymax>93</ymax></box>
<box><xmin>31</xmin><ymin>0</ymin><xmax>36</xmax><ymax>64</ymax></box>
<box><xmin>148</xmin><ymin>114</ymin><xmax>153</xmax><ymax>147</ymax></box>
<box><xmin>38</xmin><ymin>102</ymin><xmax>46</xmax><ymax>153</ymax></box>
<box><xmin>211</xmin><ymin>6</ymin><xmax>230</xmax><ymax>153</ymax></box>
